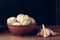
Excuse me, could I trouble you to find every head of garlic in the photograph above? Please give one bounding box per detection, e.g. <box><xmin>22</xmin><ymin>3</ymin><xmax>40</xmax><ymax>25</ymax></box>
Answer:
<box><xmin>40</xmin><ymin>24</ymin><xmax>50</xmax><ymax>37</ymax></box>
<box><xmin>7</xmin><ymin>17</ymin><xmax>16</xmax><ymax>24</ymax></box>
<box><xmin>16</xmin><ymin>14</ymin><xmax>25</xmax><ymax>23</ymax></box>
<box><xmin>37</xmin><ymin>24</ymin><xmax>59</xmax><ymax>37</ymax></box>
<box><xmin>17</xmin><ymin>14</ymin><xmax>31</xmax><ymax>25</ymax></box>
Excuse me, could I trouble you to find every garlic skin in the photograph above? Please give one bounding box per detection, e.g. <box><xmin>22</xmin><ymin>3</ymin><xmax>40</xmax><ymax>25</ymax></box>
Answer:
<box><xmin>48</xmin><ymin>29</ymin><xmax>58</xmax><ymax>36</ymax></box>
<box><xmin>7</xmin><ymin>17</ymin><xmax>16</xmax><ymax>24</ymax></box>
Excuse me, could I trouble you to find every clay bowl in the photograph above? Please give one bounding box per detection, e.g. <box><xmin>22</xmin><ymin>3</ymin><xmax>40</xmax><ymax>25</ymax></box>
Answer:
<box><xmin>7</xmin><ymin>23</ymin><xmax>37</xmax><ymax>36</ymax></box>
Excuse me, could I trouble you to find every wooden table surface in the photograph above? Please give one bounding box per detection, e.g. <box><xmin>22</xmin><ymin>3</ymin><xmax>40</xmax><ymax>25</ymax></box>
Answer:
<box><xmin>0</xmin><ymin>25</ymin><xmax>60</xmax><ymax>40</ymax></box>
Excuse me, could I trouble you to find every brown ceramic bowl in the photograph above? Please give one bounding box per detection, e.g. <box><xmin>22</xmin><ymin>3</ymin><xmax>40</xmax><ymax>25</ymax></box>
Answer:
<box><xmin>7</xmin><ymin>23</ymin><xmax>36</xmax><ymax>36</ymax></box>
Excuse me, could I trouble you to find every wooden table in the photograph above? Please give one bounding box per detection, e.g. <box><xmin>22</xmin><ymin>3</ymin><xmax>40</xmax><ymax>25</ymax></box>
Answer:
<box><xmin>0</xmin><ymin>25</ymin><xmax>60</xmax><ymax>40</ymax></box>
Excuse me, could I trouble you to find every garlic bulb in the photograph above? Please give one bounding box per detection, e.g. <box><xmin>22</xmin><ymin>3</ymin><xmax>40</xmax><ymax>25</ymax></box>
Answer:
<box><xmin>17</xmin><ymin>14</ymin><xmax>31</xmax><ymax>25</ymax></box>
<box><xmin>7</xmin><ymin>17</ymin><xmax>16</xmax><ymax>24</ymax></box>
<box><xmin>16</xmin><ymin>14</ymin><xmax>25</xmax><ymax>23</ymax></box>
<box><xmin>40</xmin><ymin>24</ymin><xmax>50</xmax><ymax>37</ymax></box>
<box><xmin>37</xmin><ymin>24</ymin><xmax>58</xmax><ymax>37</ymax></box>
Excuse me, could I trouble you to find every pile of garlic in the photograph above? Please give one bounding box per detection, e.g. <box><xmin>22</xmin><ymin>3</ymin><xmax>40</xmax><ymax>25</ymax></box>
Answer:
<box><xmin>7</xmin><ymin>14</ymin><xmax>36</xmax><ymax>25</ymax></box>
<box><xmin>37</xmin><ymin>24</ymin><xmax>58</xmax><ymax>37</ymax></box>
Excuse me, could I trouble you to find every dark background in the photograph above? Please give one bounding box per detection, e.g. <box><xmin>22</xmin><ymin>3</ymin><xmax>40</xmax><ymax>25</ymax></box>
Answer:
<box><xmin>0</xmin><ymin>0</ymin><xmax>57</xmax><ymax>25</ymax></box>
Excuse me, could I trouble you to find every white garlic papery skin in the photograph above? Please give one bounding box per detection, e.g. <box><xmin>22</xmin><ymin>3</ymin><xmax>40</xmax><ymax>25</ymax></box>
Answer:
<box><xmin>40</xmin><ymin>24</ymin><xmax>50</xmax><ymax>37</ymax></box>
<box><xmin>48</xmin><ymin>29</ymin><xmax>58</xmax><ymax>36</ymax></box>
<box><xmin>7</xmin><ymin>17</ymin><xmax>16</xmax><ymax>24</ymax></box>
<box><xmin>12</xmin><ymin>22</ymin><xmax>21</xmax><ymax>25</ymax></box>
<box><xmin>30</xmin><ymin>18</ymin><xmax>36</xmax><ymax>24</ymax></box>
